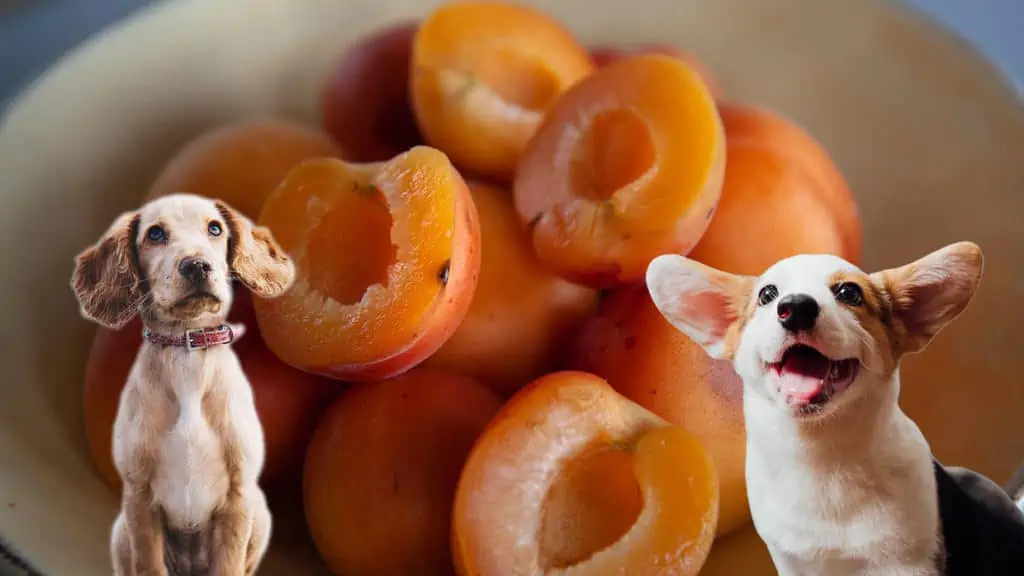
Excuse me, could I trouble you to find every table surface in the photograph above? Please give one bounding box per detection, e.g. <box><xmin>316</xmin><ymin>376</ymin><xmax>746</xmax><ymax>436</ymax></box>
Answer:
<box><xmin>0</xmin><ymin>0</ymin><xmax>1022</xmax><ymax>111</ymax></box>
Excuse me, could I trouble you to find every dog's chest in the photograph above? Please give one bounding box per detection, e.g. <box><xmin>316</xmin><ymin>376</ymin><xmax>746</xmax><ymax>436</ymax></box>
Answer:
<box><xmin>152</xmin><ymin>364</ymin><xmax>228</xmax><ymax>529</ymax></box>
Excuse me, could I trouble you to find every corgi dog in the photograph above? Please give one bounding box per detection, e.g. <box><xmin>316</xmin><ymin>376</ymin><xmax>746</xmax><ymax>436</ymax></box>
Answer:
<box><xmin>646</xmin><ymin>242</ymin><xmax>1024</xmax><ymax>575</ymax></box>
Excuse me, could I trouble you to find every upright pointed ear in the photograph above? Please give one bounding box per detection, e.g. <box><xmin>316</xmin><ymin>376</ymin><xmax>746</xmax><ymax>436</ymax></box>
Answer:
<box><xmin>216</xmin><ymin>201</ymin><xmax>295</xmax><ymax>299</ymax></box>
<box><xmin>70</xmin><ymin>211</ymin><xmax>144</xmax><ymax>329</ymax></box>
<box><xmin>872</xmin><ymin>241</ymin><xmax>984</xmax><ymax>355</ymax></box>
<box><xmin>646</xmin><ymin>254</ymin><xmax>754</xmax><ymax>360</ymax></box>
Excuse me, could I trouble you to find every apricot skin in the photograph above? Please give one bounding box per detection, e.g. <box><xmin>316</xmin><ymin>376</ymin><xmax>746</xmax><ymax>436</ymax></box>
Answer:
<box><xmin>321</xmin><ymin>22</ymin><xmax>424</xmax><ymax>162</ymax></box>
<box><xmin>253</xmin><ymin>148</ymin><xmax>482</xmax><ymax>382</ymax></box>
<box><xmin>303</xmin><ymin>368</ymin><xmax>503</xmax><ymax>576</ymax></box>
<box><xmin>688</xmin><ymin>103</ymin><xmax>860</xmax><ymax>274</ymax></box>
<box><xmin>410</xmin><ymin>1</ymin><xmax>595</xmax><ymax>182</ymax></box>
<box><xmin>514</xmin><ymin>54</ymin><xmax>725</xmax><ymax>288</ymax></box>
<box><xmin>81</xmin><ymin>296</ymin><xmax>337</xmax><ymax>493</ymax></box>
<box><xmin>569</xmin><ymin>284</ymin><xmax>749</xmax><ymax>536</ymax></box>
<box><xmin>424</xmin><ymin>181</ymin><xmax>599</xmax><ymax>396</ymax></box>
<box><xmin>146</xmin><ymin>119</ymin><xmax>343</xmax><ymax>220</ymax></box>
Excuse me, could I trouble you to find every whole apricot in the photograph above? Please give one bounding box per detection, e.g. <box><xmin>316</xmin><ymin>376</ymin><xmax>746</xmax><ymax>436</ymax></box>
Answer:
<box><xmin>81</xmin><ymin>297</ymin><xmax>336</xmax><ymax>492</ymax></box>
<box><xmin>321</xmin><ymin>22</ymin><xmax>424</xmax><ymax>162</ymax></box>
<box><xmin>304</xmin><ymin>368</ymin><xmax>502</xmax><ymax>576</ymax></box>
<box><xmin>569</xmin><ymin>284</ymin><xmax>749</xmax><ymax>536</ymax></box>
<box><xmin>453</xmin><ymin>371</ymin><xmax>719</xmax><ymax>575</ymax></box>
<box><xmin>253</xmin><ymin>147</ymin><xmax>481</xmax><ymax>382</ymax></box>
<box><xmin>411</xmin><ymin>1</ymin><xmax>594</xmax><ymax>181</ymax></box>
<box><xmin>687</xmin><ymin>103</ymin><xmax>860</xmax><ymax>274</ymax></box>
<box><xmin>590</xmin><ymin>43</ymin><xmax>720</xmax><ymax>98</ymax></box>
<box><xmin>514</xmin><ymin>54</ymin><xmax>724</xmax><ymax>288</ymax></box>
<box><xmin>147</xmin><ymin>119</ymin><xmax>343</xmax><ymax>220</ymax></box>
<box><xmin>424</xmin><ymin>181</ymin><xmax>599</xmax><ymax>396</ymax></box>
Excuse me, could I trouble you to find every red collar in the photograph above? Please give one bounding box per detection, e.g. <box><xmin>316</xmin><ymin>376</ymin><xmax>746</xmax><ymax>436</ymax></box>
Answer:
<box><xmin>142</xmin><ymin>324</ymin><xmax>237</xmax><ymax>351</ymax></box>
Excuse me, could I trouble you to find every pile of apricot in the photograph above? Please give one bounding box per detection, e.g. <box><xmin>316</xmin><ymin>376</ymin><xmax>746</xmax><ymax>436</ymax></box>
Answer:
<box><xmin>80</xmin><ymin>1</ymin><xmax>861</xmax><ymax>574</ymax></box>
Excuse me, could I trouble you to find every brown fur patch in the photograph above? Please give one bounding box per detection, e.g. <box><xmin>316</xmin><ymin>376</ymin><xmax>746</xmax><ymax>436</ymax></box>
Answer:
<box><xmin>216</xmin><ymin>201</ymin><xmax>295</xmax><ymax>298</ymax></box>
<box><xmin>71</xmin><ymin>212</ymin><xmax>144</xmax><ymax>328</ymax></box>
<box><xmin>829</xmin><ymin>270</ymin><xmax>901</xmax><ymax>373</ymax></box>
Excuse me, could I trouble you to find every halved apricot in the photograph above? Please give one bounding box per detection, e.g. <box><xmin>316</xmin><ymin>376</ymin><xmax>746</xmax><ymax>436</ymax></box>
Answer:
<box><xmin>569</xmin><ymin>284</ymin><xmax>748</xmax><ymax>536</ymax></box>
<box><xmin>410</xmin><ymin>1</ymin><xmax>595</xmax><ymax>181</ymax></box>
<box><xmin>424</xmin><ymin>181</ymin><xmax>599</xmax><ymax>395</ymax></box>
<box><xmin>82</xmin><ymin>296</ymin><xmax>337</xmax><ymax>493</ymax></box>
<box><xmin>304</xmin><ymin>368</ymin><xmax>503</xmax><ymax>576</ymax></box>
<box><xmin>321</xmin><ymin>22</ymin><xmax>424</xmax><ymax>162</ymax></box>
<box><xmin>253</xmin><ymin>146</ymin><xmax>481</xmax><ymax>382</ymax></box>
<box><xmin>590</xmin><ymin>43</ymin><xmax>720</xmax><ymax>98</ymax></box>
<box><xmin>453</xmin><ymin>371</ymin><xmax>718</xmax><ymax>576</ymax></box>
<box><xmin>146</xmin><ymin>119</ymin><xmax>344</xmax><ymax>220</ymax></box>
<box><xmin>687</xmin><ymin>103</ymin><xmax>857</xmax><ymax>275</ymax></box>
<box><xmin>514</xmin><ymin>54</ymin><xmax>725</xmax><ymax>288</ymax></box>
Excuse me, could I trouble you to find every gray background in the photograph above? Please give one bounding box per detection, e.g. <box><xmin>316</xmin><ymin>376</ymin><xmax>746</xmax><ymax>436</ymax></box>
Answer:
<box><xmin>0</xmin><ymin>0</ymin><xmax>1022</xmax><ymax>110</ymax></box>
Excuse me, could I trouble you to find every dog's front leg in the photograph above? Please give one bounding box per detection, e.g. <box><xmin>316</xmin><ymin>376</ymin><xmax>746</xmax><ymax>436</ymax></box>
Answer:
<box><xmin>210</xmin><ymin>432</ymin><xmax>253</xmax><ymax>576</ymax></box>
<box><xmin>123</xmin><ymin>483</ymin><xmax>167</xmax><ymax>576</ymax></box>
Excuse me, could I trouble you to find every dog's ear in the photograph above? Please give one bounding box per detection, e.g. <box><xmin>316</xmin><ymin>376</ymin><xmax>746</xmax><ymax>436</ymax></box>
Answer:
<box><xmin>216</xmin><ymin>201</ymin><xmax>295</xmax><ymax>299</ymax></box>
<box><xmin>872</xmin><ymin>241</ymin><xmax>983</xmax><ymax>355</ymax></box>
<box><xmin>646</xmin><ymin>254</ymin><xmax>754</xmax><ymax>360</ymax></box>
<box><xmin>71</xmin><ymin>211</ymin><xmax>144</xmax><ymax>328</ymax></box>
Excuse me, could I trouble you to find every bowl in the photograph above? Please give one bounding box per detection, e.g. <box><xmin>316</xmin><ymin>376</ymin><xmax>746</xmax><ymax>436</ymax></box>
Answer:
<box><xmin>1</xmin><ymin>0</ymin><xmax>1022</xmax><ymax>574</ymax></box>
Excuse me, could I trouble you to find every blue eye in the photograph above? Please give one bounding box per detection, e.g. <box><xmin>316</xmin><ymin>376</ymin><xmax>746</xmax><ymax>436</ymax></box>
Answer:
<box><xmin>208</xmin><ymin>221</ymin><xmax>223</xmax><ymax>237</ymax></box>
<box><xmin>147</xmin><ymin>225</ymin><xmax>166</xmax><ymax>243</ymax></box>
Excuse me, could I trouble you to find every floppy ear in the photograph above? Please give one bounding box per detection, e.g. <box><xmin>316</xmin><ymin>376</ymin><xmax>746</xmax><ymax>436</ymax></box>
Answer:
<box><xmin>872</xmin><ymin>241</ymin><xmax>983</xmax><ymax>355</ymax></box>
<box><xmin>70</xmin><ymin>211</ymin><xmax>144</xmax><ymax>329</ymax></box>
<box><xmin>216</xmin><ymin>201</ymin><xmax>295</xmax><ymax>298</ymax></box>
<box><xmin>646</xmin><ymin>254</ymin><xmax>754</xmax><ymax>360</ymax></box>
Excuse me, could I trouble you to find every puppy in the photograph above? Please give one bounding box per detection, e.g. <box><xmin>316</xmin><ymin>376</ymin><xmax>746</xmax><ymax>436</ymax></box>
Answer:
<box><xmin>646</xmin><ymin>242</ymin><xmax>1024</xmax><ymax>575</ymax></box>
<box><xmin>71</xmin><ymin>194</ymin><xmax>295</xmax><ymax>576</ymax></box>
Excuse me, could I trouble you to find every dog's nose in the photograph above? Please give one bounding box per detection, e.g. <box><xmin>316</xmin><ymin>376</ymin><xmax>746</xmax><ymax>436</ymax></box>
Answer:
<box><xmin>777</xmin><ymin>293</ymin><xmax>819</xmax><ymax>332</ymax></box>
<box><xmin>178</xmin><ymin>257</ymin><xmax>212</xmax><ymax>283</ymax></box>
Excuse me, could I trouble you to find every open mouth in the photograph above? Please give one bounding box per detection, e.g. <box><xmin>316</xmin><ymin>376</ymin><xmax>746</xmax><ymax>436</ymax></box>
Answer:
<box><xmin>768</xmin><ymin>344</ymin><xmax>859</xmax><ymax>412</ymax></box>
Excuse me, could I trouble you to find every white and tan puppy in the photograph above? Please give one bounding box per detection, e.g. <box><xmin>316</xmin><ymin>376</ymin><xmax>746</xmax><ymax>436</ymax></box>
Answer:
<box><xmin>71</xmin><ymin>194</ymin><xmax>294</xmax><ymax>576</ymax></box>
<box><xmin>646</xmin><ymin>243</ymin><xmax>1024</xmax><ymax>575</ymax></box>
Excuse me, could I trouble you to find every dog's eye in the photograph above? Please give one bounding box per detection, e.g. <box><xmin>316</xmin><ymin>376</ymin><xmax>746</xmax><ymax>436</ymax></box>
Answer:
<box><xmin>757</xmin><ymin>284</ymin><xmax>779</xmax><ymax>306</ymax></box>
<box><xmin>833</xmin><ymin>282</ymin><xmax>864</xmax><ymax>306</ymax></box>
<box><xmin>146</xmin><ymin>225</ymin><xmax>166</xmax><ymax>243</ymax></box>
<box><xmin>208</xmin><ymin>221</ymin><xmax>223</xmax><ymax>237</ymax></box>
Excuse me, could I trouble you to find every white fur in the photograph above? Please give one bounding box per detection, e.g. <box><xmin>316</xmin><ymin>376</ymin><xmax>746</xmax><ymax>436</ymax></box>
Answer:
<box><xmin>647</xmin><ymin>245</ymin><xmax>983</xmax><ymax>576</ymax></box>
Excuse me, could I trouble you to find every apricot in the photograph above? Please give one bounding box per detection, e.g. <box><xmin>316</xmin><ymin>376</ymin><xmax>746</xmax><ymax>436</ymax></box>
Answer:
<box><xmin>514</xmin><ymin>54</ymin><xmax>725</xmax><ymax>288</ymax></box>
<box><xmin>147</xmin><ymin>119</ymin><xmax>343</xmax><ymax>220</ymax></box>
<box><xmin>321</xmin><ymin>22</ymin><xmax>424</xmax><ymax>162</ymax></box>
<box><xmin>253</xmin><ymin>147</ymin><xmax>481</xmax><ymax>382</ymax></box>
<box><xmin>81</xmin><ymin>297</ymin><xmax>335</xmax><ymax>492</ymax></box>
<box><xmin>568</xmin><ymin>284</ymin><xmax>749</xmax><ymax>536</ymax></box>
<box><xmin>453</xmin><ymin>371</ymin><xmax>718</xmax><ymax>576</ymax></box>
<box><xmin>410</xmin><ymin>1</ymin><xmax>595</xmax><ymax>181</ymax></box>
<box><xmin>424</xmin><ymin>181</ymin><xmax>599</xmax><ymax>396</ymax></box>
<box><xmin>590</xmin><ymin>43</ymin><xmax>720</xmax><ymax>98</ymax></box>
<box><xmin>304</xmin><ymin>368</ymin><xmax>502</xmax><ymax>576</ymax></box>
<box><xmin>687</xmin><ymin>103</ymin><xmax>860</xmax><ymax>274</ymax></box>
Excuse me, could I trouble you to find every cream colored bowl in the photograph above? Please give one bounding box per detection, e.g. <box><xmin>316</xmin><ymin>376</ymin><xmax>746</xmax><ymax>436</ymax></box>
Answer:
<box><xmin>1</xmin><ymin>0</ymin><xmax>1022</xmax><ymax>574</ymax></box>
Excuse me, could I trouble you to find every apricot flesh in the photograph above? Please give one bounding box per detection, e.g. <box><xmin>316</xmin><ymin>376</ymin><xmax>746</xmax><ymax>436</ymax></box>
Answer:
<box><xmin>304</xmin><ymin>368</ymin><xmax>502</xmax><ymax>576</ymax></box>
<box><xmin>146</xmin><ymin>119</ymin><xmax>343</xmax><ymax>220</ymax></box>
<box><xmin>425</xmin><ymin>181</ymin><xmax>599</xmax><ymax>396</ymax></box>
<box><xmin>321</xmin><ymin>22</ymin><xmax>424</xmax><ymax>162</ymax></box>
<box><xmin>453</xmin><ymin>371</ymin><xmax>718</xmax><ymax>576</ymax></box>
<box><xmin>411</xmin><ymin>1</ymin><xmax>595</xmax><ymax>181</ymax></box>
<box><xmin>590</xmin><ymin>43</ymin><xmax>720</xmax><ymax>98</ymax></box>
<box><xmin>81</xmin><ymin>295</ymin><xmax>335</xmax><ymax>492</ymax></box>
<box><xmin>569</xmin><ymin>284</ymin><xmax>748</xmax><ymax>536</ymax></box>
<box><xmin>514</xmin><ymin>54</ymin><xmax>725</xmax><ymax>288</ymax></box>
<box><xmin>253</xmin><ymin>147</ymin><xmax>481</xmax><ymax>382</ymax></box>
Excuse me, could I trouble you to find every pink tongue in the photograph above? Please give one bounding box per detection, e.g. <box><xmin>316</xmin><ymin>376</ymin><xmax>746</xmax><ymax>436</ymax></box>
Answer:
<box><xmin>780</xmin><ymin>352</ymin><xmax>831</xmax><ymax>401</ymax></box>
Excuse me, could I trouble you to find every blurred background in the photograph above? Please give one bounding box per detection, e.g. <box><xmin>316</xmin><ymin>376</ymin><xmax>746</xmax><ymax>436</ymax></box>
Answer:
<box><xmin>1</xmin><ymin>0</ymin><xmax>1021</xmax><ymax>109</ymax></box>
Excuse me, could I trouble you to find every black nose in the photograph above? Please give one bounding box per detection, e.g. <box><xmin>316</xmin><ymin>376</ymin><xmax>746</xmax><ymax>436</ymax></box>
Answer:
<box><xmin>178</xmin><ymin>257</ymin><xmax>212</xmax><ymax>284</ymax></box>
<box><xmin>777</xmin><ymin>293</ymin><xmax>819</xmax><ymax>332</ymax></box>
